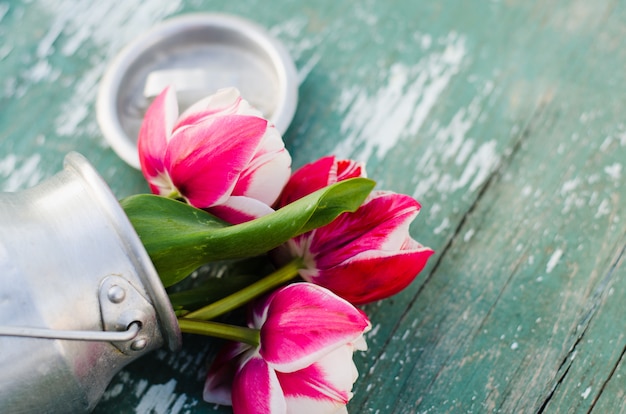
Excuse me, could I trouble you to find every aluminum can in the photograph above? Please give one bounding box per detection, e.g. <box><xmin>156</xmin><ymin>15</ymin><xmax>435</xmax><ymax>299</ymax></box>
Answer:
<box><xmin>0</xmin><ymin>152</ymin><xmax>181</xmax><ymax>413</ymax></box>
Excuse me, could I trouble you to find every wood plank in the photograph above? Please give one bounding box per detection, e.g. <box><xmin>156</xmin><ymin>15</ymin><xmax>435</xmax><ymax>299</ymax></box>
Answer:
<box><xmin>346</xmin><ymin>0</ymin><xmax>626</xmax><ymax>412</ymax></box>
<box><xmin>588</xmin><ymin>250</ymin><xmax>626</xmax><ymax>413</ymax></box>
<box><xmin>542</xmin><ymin>246</ymin><xmax>626</xmax><ymax>413</ymax></box>
<box><xmin>364</xmin><ymin>103</ymin><xmax>626</xmax><ymax>413</ymax></box>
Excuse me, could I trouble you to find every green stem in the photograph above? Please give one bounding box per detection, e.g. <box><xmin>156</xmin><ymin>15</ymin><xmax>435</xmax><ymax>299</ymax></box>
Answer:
<box><xmin>167</xmin><ymin>188</ymin><xmax>182</xmax><ymax>200</ymax></box>
<box><xmin>177</xmin><ymin>318</ymin><xmax>260</xmax><ymax>346</ymax></box>
<box><xmin>183</xmin><ymin>257</ymin><xmax>304</xmax><ymax>320</ymax></box>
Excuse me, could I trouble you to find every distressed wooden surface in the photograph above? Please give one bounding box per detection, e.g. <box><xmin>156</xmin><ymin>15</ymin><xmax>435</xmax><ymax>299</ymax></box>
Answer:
<box><xmin>1</xmin><ymin>1</ymin><xmax>625</xmax><ymax>413</ymax></box>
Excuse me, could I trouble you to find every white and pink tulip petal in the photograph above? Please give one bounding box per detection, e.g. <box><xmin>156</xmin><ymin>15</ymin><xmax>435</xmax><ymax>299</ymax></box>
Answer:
<box><xmin>138</xmin><ymin>86</ymin><xmax>178</xmax><ymax>186</ymax></box>
<box><xmin>232</xmin><ymin>131</ymin><xmax>291</xmax><ymax>206</ymax></box>
<box><xmin>174</xmin><ymin>87</ymin><xmax>262</xmax><ymax>130</ymax></box>
<box><xmin>272</xmin><ymin>156</ymin><xmax>434</xmax><ymax>305</ymax></box>
<box><xmin>259</xmin><ymin>283</ymin><xmax>371</xmax><ymax>373</ymax></box>
<box><xmin>311</xmin><ymin>191</ymin><xmax>422</xmax><ymax>270</ymax></box>
<box><xmin>310</xmin><ymin>246</ymin><xmax>434</xmax><ymax>304</ymax></box>
<box><xmin>208</xmin><ymin>195</ymin><xmax>277</xmax><ymax>225</ymax></box>
<box><xmin>276</xmin><ymin>156</ymin><xmax>365</xmax><ymax>207</ymax></box>
<box><xmin>137</xmin><ymin>87</ymin><xmax>292</xmax><ymax>221</ymax></box>
<box><xmin>203</xmin><ymin>342</ymin><xmax>252</xmax><ymax>406</ymax></box>
<box><xmin>165</xmin><ymin>115</ymin><xmax>268</xmax><ymax>208</ymax></box>
<box><xmin>278</xmin><ymin>343</ymin><xmax>359</xmax><ymax>407</ymax></box>
<box><xmin>232</xmin><ymin>355</ymin><xmax>287</xmax><ymax>414</ymax></box>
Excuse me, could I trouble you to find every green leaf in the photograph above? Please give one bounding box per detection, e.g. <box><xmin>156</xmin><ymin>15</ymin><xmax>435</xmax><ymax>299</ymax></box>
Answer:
<box><xmin>120</xmin><ymin>177</ymin><xmax>375</xmax><ymax>287</ymax></box>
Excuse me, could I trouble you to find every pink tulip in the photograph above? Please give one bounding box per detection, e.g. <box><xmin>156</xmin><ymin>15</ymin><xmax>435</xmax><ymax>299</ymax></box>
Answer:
<box><xmin>275</xmin><ymin>155</ymin><xmax>365</xmax><ymax>207</ymax></box>
<box><xmin>138</xmin><ymin>87</ymin><xmax>291</xmax><ymax>223</ymax></box>
<box><xmin>203</xmin><ymin>283</ymin><xmax>371</xmax><ymax>413</ymax></box>
<box><xmin>274</xmin><ymin>156</ymin><xmax>434</xmax><ymax>305</ymax></box>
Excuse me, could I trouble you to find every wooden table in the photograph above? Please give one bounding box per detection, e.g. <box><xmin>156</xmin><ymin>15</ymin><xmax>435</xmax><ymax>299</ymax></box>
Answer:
<box><xmin>2</xmin><ymin>1</ymin><xmax>625</xmax><ymax>413</ymax></box>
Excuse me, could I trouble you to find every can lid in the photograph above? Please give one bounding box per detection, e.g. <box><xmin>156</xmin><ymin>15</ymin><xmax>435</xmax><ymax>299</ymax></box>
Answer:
<box><xmin>96</xmin><ymin>13</ymin><xmax>299</xmax><ymax>169</ymax></box>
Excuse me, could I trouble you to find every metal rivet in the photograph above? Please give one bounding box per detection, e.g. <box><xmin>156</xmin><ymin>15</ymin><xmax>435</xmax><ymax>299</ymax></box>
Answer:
<box><xmin>107</xmin><ymin>285</ymin><xmax>126</xmax><ymax>304</ymax></box>
<box><xmin>131</xmin><ymin>338</ymin><xmax>147</xmax><ymax>351</ymax></box>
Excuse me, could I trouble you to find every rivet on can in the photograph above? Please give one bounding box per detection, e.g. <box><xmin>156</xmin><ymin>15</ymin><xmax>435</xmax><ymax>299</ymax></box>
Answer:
<box><xmin>131</xmin><ymin>338</ymin><xmax>148</xmax><ymax>351</ymax></box>
<box><xmin>107</xmin><ymin>285</ymin><xmax>126</xmax><ymax>304</ymax></box>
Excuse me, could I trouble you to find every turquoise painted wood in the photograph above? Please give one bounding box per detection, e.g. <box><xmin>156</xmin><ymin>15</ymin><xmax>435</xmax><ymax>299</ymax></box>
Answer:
<box><xmin>1</xmin><ymin>1</ymin><xmax>625</xmax><ymax>413</ymax></box>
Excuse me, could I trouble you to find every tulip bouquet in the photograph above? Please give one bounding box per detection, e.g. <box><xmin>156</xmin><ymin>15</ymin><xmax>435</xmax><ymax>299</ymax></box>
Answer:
<box><xmin>122</xmin><ymin>86</ymin><xmax>434</xmax><ymax>413</ymax></box>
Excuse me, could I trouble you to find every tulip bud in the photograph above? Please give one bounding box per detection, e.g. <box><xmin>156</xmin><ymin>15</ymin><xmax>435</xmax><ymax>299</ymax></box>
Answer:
<box><xmin>138</xmin><ymin>87</ymin><xmax>291</xmax><ymax>224</ymax></box>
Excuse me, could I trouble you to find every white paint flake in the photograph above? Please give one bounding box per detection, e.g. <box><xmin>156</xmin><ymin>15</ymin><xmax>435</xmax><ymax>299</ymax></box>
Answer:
<box><xmin>34</xmin><ymin>0</ymin><xmax>182</xmax><ymax>137</ymax></box>
<box><xmin>134</xmin><ymin>379</ymin><xmax>186</xmax><ymax>414</ymax></box>
<box><xmin>334</xmin><ymin>32</ymin><xmax>467</xmax><ymax>161</ymax></box>
<box><xmin>0</xmin><ymin>153</ymin><xmax>43</xmax><ymax>191</ymax></box>
<box><xmin>104</xmin><ymin>383</ymin><xmax>124</xmax><ymax>398</ymax></box>
<box><xmin>604</xmin><ymin>163</ymin><xmax>622</xmax><ymax>181</ymax></box>
<box><xmin>546</xmin><ymin>248</ymin><xmax>564</xmax><ymax>274</ymax></box>
<box><xmin>433</xmin><ymin>217</ymin><xmax>451</xmax><ymax>235</ymax></box>
<box><xmin>297</xmin><ymin>52</ymin><xmax>321</xmax><ymax>85</ymax></box>
<box><xmin>599</xmin><ymin>136</ymin><xmax>612</xmax><ymax>152</ymax></box>
<box><xmin>560</xmin><ymin>177</ymin><xmax>586</xmax><ymax>214</ymax></box>
<box><xmin>595</xmin><ymin>199</ymin><xmax>611</xmax><ymax>218</ymax></box>
<box><xmin>560</xmin><ymin>178</ymin><xmax>580</xmax><ymax>194</ymax></box>
<box><xmin>414</xmin><ymin>32</ymin><xmax>433</xmax><ymax>49</ymax></box>
<box><xmin>451</xmin><ymin>140</ymin><xmax>498</xmax><ymax>192</ymax></box>
<box><xmin>269</xmin><ymin>16</ymin><xmax>327</xmax><ymax>87</ymax></box>
<box><xmin>581</xmin><ymin>386</ymin><xmax>592</xmax><ymax>400</ymax></box>
<box><xmin>510</xmin><ymin>342</ymin><xmax>519</xmax><ymax>350</ymax></box>
<box><xmin>412</xmin><ymin>84</ymin><xmax>500</xmax><ymax>199</ymax></box>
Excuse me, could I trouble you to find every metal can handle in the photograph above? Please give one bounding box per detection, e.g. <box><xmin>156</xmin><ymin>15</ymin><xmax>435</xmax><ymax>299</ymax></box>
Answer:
<box><xmin>0</xmin><ymin>321</ymin><xmax>141</xmax><ymax>342</ymax></box>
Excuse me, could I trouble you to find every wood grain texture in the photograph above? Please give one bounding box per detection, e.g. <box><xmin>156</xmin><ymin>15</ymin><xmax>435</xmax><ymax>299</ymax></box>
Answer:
<box><xmin>1</xmin><ymin>1</ymin><xmax>625</xmax><ymax>413</ymax></box>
